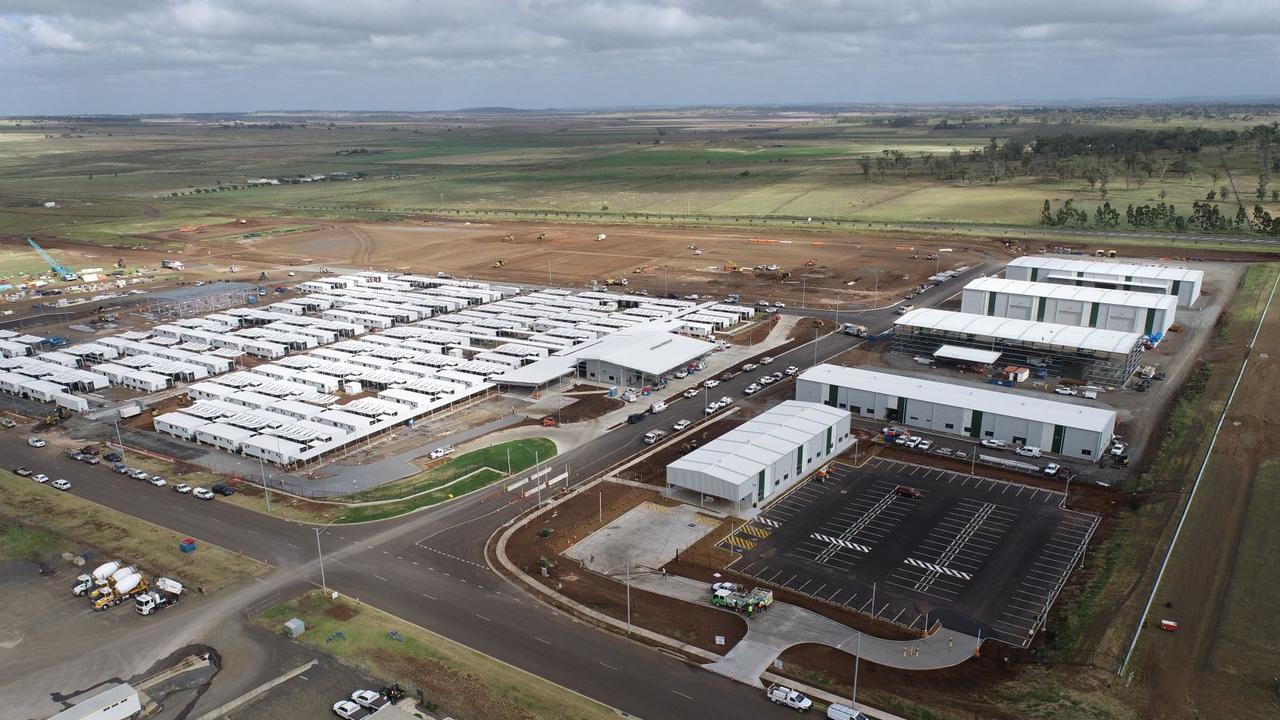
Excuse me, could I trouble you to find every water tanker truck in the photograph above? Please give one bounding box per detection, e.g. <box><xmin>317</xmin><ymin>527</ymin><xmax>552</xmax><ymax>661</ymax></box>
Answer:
<box><xmin>136</xmin><ymin>577</ymin><xmax>183</xmax><ymax>616</ymax></box>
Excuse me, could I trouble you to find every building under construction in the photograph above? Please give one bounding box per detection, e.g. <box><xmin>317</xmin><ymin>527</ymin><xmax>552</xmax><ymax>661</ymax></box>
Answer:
<box><xmin>891</xmin><ymin>308</ymin><xmax>1146</xmax><ymax>387</ymax></box>
<box><xmin>144</xmin><ymin>283</ymin><xmax>259</xmax><ymax>319</ymax></box>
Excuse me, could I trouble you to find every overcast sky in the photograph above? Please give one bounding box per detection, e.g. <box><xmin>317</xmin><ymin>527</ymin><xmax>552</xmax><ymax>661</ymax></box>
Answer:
<box><xmin>2</xmin><ymin>0</ymin><xmax>1278</xmax><ymax>115</ymax></box>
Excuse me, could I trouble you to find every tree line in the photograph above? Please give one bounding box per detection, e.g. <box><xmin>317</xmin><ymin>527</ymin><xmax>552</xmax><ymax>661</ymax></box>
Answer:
<box><xmin>1039</xmin><ymin>198</ymin><xmax>1280</xmax><ymax>236</ymax></box>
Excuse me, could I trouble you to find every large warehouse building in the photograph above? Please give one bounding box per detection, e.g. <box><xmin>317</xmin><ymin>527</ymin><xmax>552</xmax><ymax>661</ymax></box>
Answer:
<box><xmin>1004</xmin><ymin>256</ymin><xmax>1203</xmax><ymax>307</ymax></box>
<box><xmin>892</xmin><ymin>308</ymin><xmax>1146</xmax><ymax>386</ymax></box>
<box><xmin>666</xmin><ymin>401</ymin><xmax>853</xmax><ymax>512</ymax></box>
<box><xmin>796</xmin><ymin>365</ymin><xmax>1117</xmax><ymax>461</ymax></box>
<box><xmin>961</xmin><ymin>277</ymin><xmax>1177</xmax><ymax>338</ymax></box>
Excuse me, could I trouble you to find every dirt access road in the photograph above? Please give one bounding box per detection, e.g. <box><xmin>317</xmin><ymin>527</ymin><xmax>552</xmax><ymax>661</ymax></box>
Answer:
<box><xmin>185</xmin><ymin>218</ymin><xmax>1002</xmax><ymax>306</ymax></box>
<box><xmin>1139</xmin><ymin>266</ymin><xmax>1280</xmax><ymax>720</ymax></box>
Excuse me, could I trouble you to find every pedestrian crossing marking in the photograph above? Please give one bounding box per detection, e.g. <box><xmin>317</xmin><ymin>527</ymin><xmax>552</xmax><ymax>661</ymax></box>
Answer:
<box><xmin>811</xmin><ymin>533</ymin><xmax>870</xmax><ymax>553</ymax></box>
<box><xmin>903</xmin><ymin>557</ymin><xmax>972</xmax><ymax>580</ymax></box>
<box><xmin>741</xmin><ymin>524</ymin><xmax>771</xmax><ymax>539</ymax></box>
<box><xmin>758</xmin><ymin>517</ymin><xmax>781</xmax><ymax>528</ymax></box>
<box><xmin>723</xmin><ymin>535</ymin><xmax>756</xmax><ymax>550</ymax></box>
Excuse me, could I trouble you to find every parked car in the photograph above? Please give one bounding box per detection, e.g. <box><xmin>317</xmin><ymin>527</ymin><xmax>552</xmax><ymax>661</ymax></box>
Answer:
<box><xmin>1110</xmin><ymin>442</ymin><xmax>1128</xmax><ymax>456</ymax></box>
<box><xmin>682</xmin><ymin>388</ymin><xmax>699</xmax><ymax>399</ymax></box>
<box><xmin>103</xmin><ymin>451</ymin><xmax>122</xmax><ymax>462</ymax></box>
<box><xmin>718</xmin><ymin>396</ymin><xmax>731</xmax><ymax>407</ymax></box>
<box><xmin>428</xmin><ymin>446</ymin><xmax>454</xmax><ymax>460</ymax></box>
<box><xmin>1043</xmin><ymin>463</ymin><xmax>1062</xmax><ymax>476</ymax></box>
<box><xmin>642</xmin><ymin>430</ymin><xmax>668</xmax><ymax>445</ymax></box>
<box><xmin>895</xmin><ymin>485</ymin><xmax>923</xmax><ymax>499</ymax></box>
<box><xmin>193</xmin><ymin>487</ymin><xmax>215</xmax><ymax>500</ymax></box>
<box><xmin>627</xmin><ymin>412</ymin><xmax>647</xmax><ymax>424</ymax></box>
<box><xmin>703</xmin><ymin>379</ymin><xmax>719</xmax><ymax>389</ymax></box>
<box><xmin>757</xmin><ymin>299</ymin><xmax>771</xmax><ymax>307</ymax></box>
<box><xmin>705</xmin><ymin>405</ymin><xmax>718</xmax><ymax>415</ymax></box>
<box><xmin>112</xmin><ymin>463</ymin><xmax>130</xmax><ymax>474</ymax></box>
<box><xmin>81</xmin><ymin>455</ymin><xmax>100</xmax><ymax>465</ymax></box>
<box><xmin>904</xmin><ymin>436</ymin><xmax>922</xmax><ymax>448</ymax></box>
<box><xmin>826</xmin><ymin>703</ymin><xmax>871</xmax><ymax>720</ymax></box>
<box><xmin>917</xmin><ymin>439</ymin><xmax>933</xmax><ymax>451</ymax></box>
<box><xmin>32</xmin><ymin>473</ymin><xmax>49</xmax><ymax>484</ymax></box>
<box><xmin>773</xmin><ymin>302</ymin><xmax>785</xmax><ymax>308</ymax></box>
<box><xmin>744</xmin><ymin>383</ymin><xmax>760</xmax><ymax>395</ymax></box>
<box><xmin>742</xmin><ymin>363</ymin><xmax>759</xmax><ymax>371</ymax></box>
<box><xmin>759</xmin><ymin>375</ymin><xmax>775</xmax><ymax>385</ymax></box>
<box><xmin>1053</xmin><ymin>387</ymin><xmax>1078</xmax><ymax>396</ymax></box>
<box><xmin>0</xmin><ymin>417</ymin><xmax>16</xmax><ymax>428</ymax></box>
<box><xmin>27</xmin><ymin>437</ymin><xmax>46</xmax><ymax>448</ymax></box>
<box><xmin>1015</xmin><ymin>445</ymin><xmax>1043</xmax><ymax>458</ymax></box>
<box><xmin>672</xmin><ymin>419</ymin><xmax>691</xmax><ymax>431</ymax></box>
<box><xmin>766</xmin><ymin>683</ymin><xmax>812</xmax><ymax>711</ymax></box>
<box><xmin>771</xmin><ymin>371</ymin><xmax>783</xmax><ymax>381</ymax></box>
<box><xmin>980</xmin><ymin>439</ymin><xmax>1006</xmax><ymax>449</ymax></box>
<box><xmin>149</xmin><ymin>476</ymin><xmax>167</xmax><ymax>487</ymax></box>
<box><xmin>13</xmin><ymin>467</ymin><xmax>32</xmax><ymax>477</ymax></box>
<box><xmin>784</xmin><ymin>366</ymin><xmax>799</xmax><ymax>376</ymax></box>
<box><xmin>68</xmin><ymin>451</ymin><xmax>86</xmax><ymax>462</ymax></box>
<box><xmin>332</xmin><ymin>699</ymin><xmax>367</xmax><ymax>720</ymax></box>
<box><xmin>673</xmin><ymin>369</ymin><xmax>689</xmax><ymax>379</ymax></box>
<box><xmin>173</xmin><ymin>483</ymin><xmax>192</xmax><ymax>494</ymax></box>
<box><xmin>760</xmin><ymin>356</ymin><xmax>774</xmax><ymax>364</ymax></box>
<box><xmin>50</xmin><ymin>479</ymin><xmax>72</xmax><ymax>491</ymax></box>
<box><xmin>211</xmin><ymin>484</ymin><xmax>235</xmax><ymax>496</ymax></box>
<box><xmin>129</xmin><ymin>468</ymin><xmax>150</xmax><ymax>480</ymax></box>
<box><xmin>350</xmin><ymin>690</ymin><xmax>388</xmax><ymax>711</ymax></box>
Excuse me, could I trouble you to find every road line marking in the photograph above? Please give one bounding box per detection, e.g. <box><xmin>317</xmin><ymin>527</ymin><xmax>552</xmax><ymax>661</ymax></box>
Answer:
<box><xmin>672</xmin><ymin>690</ymin><xmax>694</xmax><ymax>700</ymax></box>
<box><xmin>598</xmin><ymin>662</ymin><xmax>618</xmax><ymax>670</ymax></box>
<box><xmin>422</xmin><ymin>593</ymin><xmax>436</xmax><ymax>600</ymax></box>
<box><xmin>534</xmin><ymin>636</ymin><xmax>551</xmax><ymax>645</ymax></box>
<box><xmin>373</xmin><ymin>574</ymin><xmax>389</xmax><ymax>582</ymax></box>
<box><xmin>475</xmin><ymin>614</ymin><xmax>491</xmax><ymax>621</ymax></box>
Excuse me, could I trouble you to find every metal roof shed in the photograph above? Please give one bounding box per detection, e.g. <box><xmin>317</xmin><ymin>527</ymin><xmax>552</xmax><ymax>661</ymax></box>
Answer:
<box><xmin>194</xmin><ymin>422</ymin><xmax>257</xmax><ymax>453</ymax></box>
<box><xmin>933</xmin><ymin>345</ymin><xmax>1003</xmax><ymax>364</ymax></box>
<box><xmin>48</xmin><ymin>682</ymin><xmax>140</xmax><ymax>720</ymax></box>
<box><xmin>154</xmin><ymin>412</ymin><xmax>210</xmax><ymax>440</ymax></box>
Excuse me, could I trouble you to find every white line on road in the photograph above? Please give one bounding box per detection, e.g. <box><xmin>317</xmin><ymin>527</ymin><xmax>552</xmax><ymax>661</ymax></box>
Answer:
<box><xmin>534</xmin><ymin>636</ymin><xmax>552</xmax><ymax>645</ymax></box>
<box><xmin>421</xmin><ymin>593</ymin><xmax>436</xmax><ymax>600</ymax></box>
<box><xmin>475</xmin><ymin>614</ymin><xmax>491</xmax><ymax>622</ymax></box>
<box><xmin>372</xmin><ymin>574</ymin><xmax>389</xmax><ymax>582</ymax></box>
<box><xmin>598</xmin><ymin>662</ymin><xmax>618</xmax><ymax>671</ymax></box>
<box><xmin>672</xmin><ymin>690</ymin><xmax>694</xmax><ymax>700</ymax></box>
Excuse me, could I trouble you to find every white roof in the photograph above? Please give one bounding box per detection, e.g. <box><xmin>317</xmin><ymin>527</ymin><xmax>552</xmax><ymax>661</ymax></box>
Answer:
<box><xmin>1007</xmin><ymin>256</ymin><xmax>1204</xmax><ymax>283</ymax></box>
<box><xmin>965</xmin><ymin>277</ymin><xmax>1177</xmax><ymax>311</ymax></box>
<box><xmin>799</xmin><ymin>365</ymin><xmax>1117</xmax><ymax>433</ymax></box>
<box><xmin>933</xmin><ymin>345</ymin><xmax>1003</xmax><ymax>364</ymax></box>
<box><xmin>494</xmin><ymin>323</ymin><xmax>713</xmax><ymax>386</ymax></box>
<box><xmin>896</xmin><ymin>309</ymin><xmax>1143</xmax><ymax>355</ymax></box>
<box><xmin>154</xmin><ymin>412</ymin><xmax>209</xmax><ymax>430</ymax></box>
<box><xmin>668</xmin><ymin>401</ymin><xmax>848</xmax><ymax>488</ymax></box>
<box><xmin>49</xmin><ymin>683</ymin><xmax>137</xmax><ymax>720</ymax></box>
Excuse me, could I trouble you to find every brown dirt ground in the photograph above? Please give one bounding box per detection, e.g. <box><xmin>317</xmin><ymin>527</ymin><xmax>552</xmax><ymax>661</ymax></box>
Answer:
<box><xmin>211</xmin><ymin>218</ymin><xmax>1002</xmax><ymax>305</ymax></box>
<box><xmin>1140</xmin><ymin>268</ymin><xmax>1280</xmax><ymax>719</ymax></box>
<box><xmin>554</xmin><ymin>393</ymin><xmax>624</xmax><ymax>424</ymax></box>
<box><xmin>502</xmin><ymin>481</ymin><xmax>747</xmax><ymax>655</ymax></box>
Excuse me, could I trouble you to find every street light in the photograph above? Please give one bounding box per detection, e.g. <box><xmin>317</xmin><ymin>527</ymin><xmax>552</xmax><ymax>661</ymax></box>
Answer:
<box><xmin>113</xmin><ymin>418</ymin><xmax>126</xmax><ymax>461</ymax></box>
<box><xmin>314</xmin><ymin>515</ymin><xmax>343</xmax><ymax>593</ymax></box>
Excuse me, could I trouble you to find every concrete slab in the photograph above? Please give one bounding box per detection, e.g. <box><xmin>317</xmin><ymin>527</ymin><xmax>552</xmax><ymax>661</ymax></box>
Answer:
<box><xmin>565</xmin><ymin>502</ymin><xmax>717</xmax><ymax>576</ymax></box>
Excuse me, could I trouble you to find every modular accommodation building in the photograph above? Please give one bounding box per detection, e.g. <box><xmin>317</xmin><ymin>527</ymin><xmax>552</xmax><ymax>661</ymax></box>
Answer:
<box><xmin>960</xmin><ymin>277</ymin><xmax>1176</xmax><ymax>338</ymax></box>
<box><xmin>1004</xmin><ymin>256</ymin><xmax>1203</xmax><ymax>307</ymax></box>
<box><xmin>796</xmin><ymin>365</ymin><xmax>1116</xmax><ymax>462</ymax></box>
<box><xmin>666</xmin><ymin>401</ymin><xmax>853</xmax><ymax>513</ymax></box>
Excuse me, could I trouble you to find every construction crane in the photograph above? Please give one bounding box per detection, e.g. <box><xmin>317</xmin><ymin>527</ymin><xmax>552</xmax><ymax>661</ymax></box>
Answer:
<box><xmin>27</xmin><ymin>238</ymin><xmax>77</xmax><ymax>281</ymax></box>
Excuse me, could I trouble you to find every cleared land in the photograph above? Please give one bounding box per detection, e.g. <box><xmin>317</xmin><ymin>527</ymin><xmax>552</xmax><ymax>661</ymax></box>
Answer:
<box><xmin>0</xmin><ymin>469</ymin><xmax>263</xmax><ymax>591</ymax></box>
<box><xmin>257</xmin><ymin>590</ymin><xmax>620</xmax><ymax>720</ymax></box>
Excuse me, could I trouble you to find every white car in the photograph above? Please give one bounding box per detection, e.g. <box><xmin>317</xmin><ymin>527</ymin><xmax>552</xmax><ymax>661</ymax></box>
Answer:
<box><xmin>773</xmin><ymin>302</ymin><xmax>785</xmax><ymax>308</ymax></box>
<box><xmin>1043</xmin><ymin>463</ymin><xmax>1062</xmax><ymax>476</ymax></box>
<box><xmin>27</xmin><ymin>437</ymin><xmax>46</xmax><ymax>448</ymax></box>
<box><xmin>742</xmin><ymin>363</ymin><xmax>759</xmax><ymax>371</ymax></box>
<box><xmin>760</xmin><ymin>356</ymin><xmax>774</xmax><ymax>364</ymax></box>
<box><xmin>129</xmin><ymin>468</ymin><xmax>150</xmax><ymax>480</ymax></box>
<box><xmin>784</xmin><ymin>366</ymin><xmax>798</xmax><ymax>376</ymax></box>
<box><xmin>705</xmin><ymin>405</ymin><xmax>718</xmax><ymax>415</ymax></box>
<box><xmin>1015</xmin><ymin>445</ymin><xmax>1042</xmax><ymax>458</ymax></box>
<box><xmin>917</xmin><ymin>439</ymin><xmax>933</xmax><ymax>451</ymax></box>
<box><xmin>1110</xmin><ymin>442</ymin><xmax>1128</xmax><ymax>456</ymax></box>
<box><xmin>1053</xmin><ymin>387</ymin><xmax>1078</xmax><ymax>396</ymax></box>
<box><xmin>332</xmin><ymin>700</ymin><xmax>366</xmax><ymax>720</ymax></box>
<box><xmin>149</xmin><ymin>476</ymin><xmax>167</xmax><ymax>487</ymax></box>
<box><xmin>904</xmin><ymin>436</ymin><xmax>922</xmax><ymax>448</ymax></box>
<box><xmin>683</xmin><ymin>388</ymin><xmax>700</xmax><ymax>399</ymax></box>
<box><xmin>350</xmin><ymin>690</ymin><xmax>388</xmax><ymax>710</ymax></box>
<box><xmin>673</xmin><ymin>369</ymin><xmax>689</xmax><ymax>379</ymax></box>
<box><xmin>192</xmin><ymin>487</ymin><xmax>215</xmax><ymax>500</ymax></box>
<box><xmin>173</xmin><ymin>483</ymin><xmax>192</xmax><ymax>494</ymax></box>
<box><xmin>428</xmin><ymin>446</ymin><xmax>454</xmax><ymax>460</ymax></box>
<box><xmin>744</xmin><ymin>383</ymin><xmax>760</xmax><ymax>395</ymax></box>
<box><xmin>32</xmin><ymin>473</ymin><xmax>49</xmax><ymax>484</ymax></box>
<box><xmin>672</xmin><ymin>419</ymin><xmax>691</xmax><ymax>431</ymax></box>
<box><xmin>759</xmin><ymin>375</ymin><xmax>775</xmax><ymax>385</ymax></box>
<box><xmin>51</xmin><ymin>479</ymin><xmax>71</xmax><ymax>491</ymax></box>
<box><xmin>980</xmin><ymin>439</ymin><xmax>1006</xmax><ymax>449</ymax></box>
<box><xmin>718</xmin><ymin>396</ymin><xmax>731</xmax><ymax>407</ymax></box>
<box><xmin>757</xmin><ymin>300</ymin><xmax>771</xmax><ymax>307</ymax></box>
<box><xmin>703</xmin><ymin>379</ymin><xmax>719</xmax><ymax>389</ymax></box>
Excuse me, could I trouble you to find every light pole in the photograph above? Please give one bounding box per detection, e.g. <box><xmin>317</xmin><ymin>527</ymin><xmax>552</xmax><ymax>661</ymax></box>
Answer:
<box><xmin>113</xmin><ymin>418</ymin><xmax>125</xmax><ymax>461</ymax></box>
<box><xmin>801</xmin><ymin>275</ymin><xmax>806</xmax><ymax>309</ymax></box>
<box><xmin>259</xmin><ymin>456</ymin><xmax>272</xmax><ymax>512</ymax></box>
<box><xmin>314</xmin><ymin>515</ymin><xmax>341</xmax><ymax>593</ymax></box>
<box><xmin>852</xmin><ymin>632</ymin><xmax>862</xmax><ymax>706</ymax></box>
<box><xmin>625</xmin><ymin>552</ymin><xmax>632</xmax><ymax>636</ymax></box>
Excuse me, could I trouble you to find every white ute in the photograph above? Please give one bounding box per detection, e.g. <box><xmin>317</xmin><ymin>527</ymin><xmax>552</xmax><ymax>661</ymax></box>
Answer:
<box><xmin>766</xmin><ymin>683</ymin><xmax>813</xmax><ymax>711</ymax></box>
<box><xmin>136</xmin><ymin>577</ymin><xmax>183</xmax><ymax>615</ymax></box>
<box><xmin>428</xmin><ymin>446</ymin><xmax>455</xmax><ymax>460</ymax></box>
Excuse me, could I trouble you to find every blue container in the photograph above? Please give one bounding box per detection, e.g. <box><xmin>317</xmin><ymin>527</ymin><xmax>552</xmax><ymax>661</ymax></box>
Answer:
<box><xmin>179</xmin><ymin>538</ymin><xmax>197</xmax><ymax>553</ymax></box>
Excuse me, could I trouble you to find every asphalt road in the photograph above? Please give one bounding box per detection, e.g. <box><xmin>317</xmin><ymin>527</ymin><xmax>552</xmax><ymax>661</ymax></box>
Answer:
<box><xmin>3</xmin><ymin>261</ymin><xmax>991</xmax><ymax>718</ymax></box>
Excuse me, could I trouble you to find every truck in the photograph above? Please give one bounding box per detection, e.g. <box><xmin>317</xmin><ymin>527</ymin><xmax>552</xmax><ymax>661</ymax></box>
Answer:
<box><xmin>766</xmin><ymin>684</ymin><xmax>813</xmax><ymax>712</ymax></box>
<box><xmin>160</xmin><ymin>259</ymin><xmax>185</xmax><ymax>270</ymax></box>
<box><xmin>136</xmin><ymin>577</ymin><xmax>183</xmax><ymax>615</ymax></box>
<box><xmin>841</xmin><ymin>323</ymin><xmax>868</xmax><ymax>337</ymax></box>
<box><xmin>92</xmin><ymin>572</ymin><xmax>147</xmax><ymax>611</ymax></box>
<box><xmin>73</xmin><ymin>561</ymin><xmax>120</xmax><ymax>596</ymax></box>
<box><xmin>711</xmin><ymin>585</ymin><xmax>774</xmax><ymax>614</ymax></box>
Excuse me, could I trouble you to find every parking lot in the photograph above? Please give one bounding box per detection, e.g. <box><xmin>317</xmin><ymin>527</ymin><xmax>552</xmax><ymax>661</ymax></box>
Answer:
<box><xmin>719</xmin><ymin>457</ymin><xmax>1099</xmax><ymax>646</ymax></box>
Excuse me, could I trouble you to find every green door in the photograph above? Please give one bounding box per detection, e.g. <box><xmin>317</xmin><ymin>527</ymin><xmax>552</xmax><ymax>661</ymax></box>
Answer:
<box><xmin>1052</xmin><ymin>425</ymin><xmax>1065</xmax><ymax>454</ymax></box>
<box><xmin>1171</xmin><ymin>280</ymin><xmax>1181</xmax><ymax>299</ymax></box>
<box><xmin>969</xmin><ymin>410</ymin><xmax>983</xmax><ymax>438</ymax></box>
<box><xmin>825</xmin><ymin>427</ymin><xmax>833</xmax><ymax>454</ymax></box>
<box><xmin>795</xmin><ymin>447</ymin><xmax>803</xmax><ymax>477</ymax></box>
<box><xmin>757</xmin><ymin>470</ymin><xmax>766</xmax><ymax>502</ymax></box>
<box><xmin>1088</xmin><ymin>302</ymin><xmax>1100</xmax><ymax>328</ymax></box>
<box><xmin>826</xmin><ymin>384</ymin><xmax>838</xmax><ymax>407</ymax></box>
<box><xmin>1144</xmin><ymin>309</ymin><xmax>1156</xmax><ymax>336</ymax></box>
<box><xmin>897</xmin><ymin>397</ymin><xmax>908</xmax><ymax>420</ymax></box>
<box><xmin>1030</xmin><ymin>268</ymin><xmax>1039</xmax><ymax>281</ymax></box>
<box><xmin>1035</xmin><ymin>298</ymin><xmax>1046</xmax><ymax>322</ymax></box>
<box><xmin>986</xmin><ymin>292</ymin><xmax>996</xmax><ymax>315</ymax></box>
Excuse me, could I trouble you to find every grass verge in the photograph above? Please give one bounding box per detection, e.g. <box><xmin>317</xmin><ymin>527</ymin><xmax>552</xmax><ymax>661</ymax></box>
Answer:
<box><xmin>257</xmin><ymin>590</ymin><xmax>618</xmax><ymax>720</ymax></box>
<box><xmin>348</xmin><ymin>438</ymin><xmax>556</xmax><ymax>502</ymax></box>
<box><xmin>0</xmin><ymin>470</ymin><xmax>264</xmax><ymax>590</ymax></box>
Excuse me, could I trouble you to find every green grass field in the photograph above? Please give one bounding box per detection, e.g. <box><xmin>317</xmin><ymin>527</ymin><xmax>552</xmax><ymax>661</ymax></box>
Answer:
<box><xmin>4</xmin><ymin>109</ymin><xmax>1278</xmax><ymax>247</ymax></box>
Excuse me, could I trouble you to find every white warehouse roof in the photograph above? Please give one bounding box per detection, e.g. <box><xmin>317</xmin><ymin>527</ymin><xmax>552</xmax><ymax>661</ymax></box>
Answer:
<box><xmin>799</xmin><ymin>365</ymin><xmax>1117</xmax><ymax>433</ymax></box>
<box><xmin>895</xmin><ymin>308</ymin><xmax>1145</xmax><ymax>355</ymax></box>
<box><xmin>933</xmin><ymin>345</ymin><xmax>1002</xmax><ymax>364</ymax></box>
<box><xmin>667</xmin><ymin>401</ymin><xmax>849</xmax><ymax>487</ymax></box>
<box><xmin>965</xmin><ymin>277</ymin><xmax>1178</xmax><ymax>311</ymax></box>
<box><xmin>1006</xmin><ymin>256</ymin><xmax>1204</xmax><ymax>284</ymax></box>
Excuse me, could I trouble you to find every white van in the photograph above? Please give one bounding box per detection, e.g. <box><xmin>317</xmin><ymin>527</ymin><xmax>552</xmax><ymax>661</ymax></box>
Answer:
<box><xmin>827</xmin><ymin>703</ymin><xmax>871</xmax><ymax>720</ymax></box>
<box><xmin>650</xmin><ymin>401</ymin><xmax>667</xmax><ymax>414</ymax></box>
<box><xmin>1014</xmin><ymin>445</ymin><xmax>1042</xmax><ymax>458</ymax></box>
